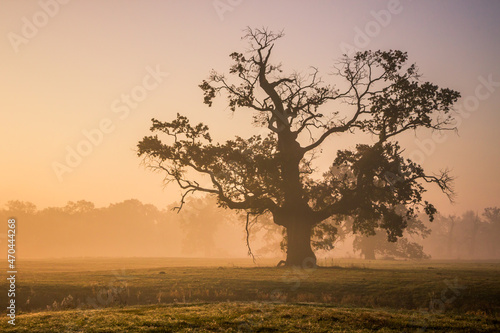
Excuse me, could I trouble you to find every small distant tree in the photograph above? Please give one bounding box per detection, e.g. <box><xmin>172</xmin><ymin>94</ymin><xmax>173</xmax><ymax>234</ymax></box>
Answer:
<box><xmin>353</xmin><ymin>208</ymin><xmax>431</xmax><ymax>260</ymax></box>
<box><xmin>311</xmin><ymin>209</ymin><xmax>431</xmax><ymax>260</ymax></box>
<box><xmin>170</xmin><ymin>195</ymin><xmax>238</xmax><ymax>257</ymax></box>
<box><xmin>353</xmin><ymin>231</ymin><xmax>430</xmax><ymax>260</ymax></box>
<box><xmin>4</xmin><ymin>200</ymin><xmax>37</xmax><ymax>216</ymax></box>
<box><xmin>138</xmin><ymin>28</ymin><xmax>460</xmax><ymax>267</ymax></box>
<box><xmin>483</xmin><ymin>207</ymin><xmax>500</xmax><ymax>224</ymax></box>
<box><xmin>482</xmin><ymin>207</ymin><xmax>500</xmax><ymax>258</ymax></box>
<box><xmin>243</xmin><ymin>212</ymin><xmax>285</xmax><ymax>257</ymax></box>
<box><xmin>63</xmin><ymin>200</ymin><xmax>95</xmax><ymax>214</ymax></box>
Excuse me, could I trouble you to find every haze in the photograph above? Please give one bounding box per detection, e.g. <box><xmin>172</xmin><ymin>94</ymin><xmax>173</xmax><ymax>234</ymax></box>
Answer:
<box><xmin>1</xmin><ymin>0</ymin><xmax>500</xmax><ymax>259</ymax></box>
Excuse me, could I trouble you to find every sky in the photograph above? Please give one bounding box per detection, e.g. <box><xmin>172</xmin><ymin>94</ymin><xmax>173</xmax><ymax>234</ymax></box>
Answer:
<box><xmin>1</xmin><ymin>0</ymin><xmax>500</xmax><ymax>216</ymax></box>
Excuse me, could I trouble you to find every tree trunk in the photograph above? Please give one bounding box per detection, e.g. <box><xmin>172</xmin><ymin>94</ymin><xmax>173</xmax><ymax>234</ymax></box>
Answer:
<box><xmin>275</xmin><ymin>130</ymin><xmax>316</xmax><ymax>267</ymax></box>
<box><xmin>285</xmin><ymin>220</ymin><xmax>316</xmax><ymax>267</ymax></box>
<box><xmin>358</xmin><ymin>235</ymin><xmax>377</xmax><ymax>260</ymax></box>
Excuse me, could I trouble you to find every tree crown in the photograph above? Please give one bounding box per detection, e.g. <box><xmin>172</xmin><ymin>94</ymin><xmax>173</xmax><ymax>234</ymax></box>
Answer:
<box><xmin>138</xmin><ymin>28</ymin><xmax>460</xmax><ymax>242</ymax></box>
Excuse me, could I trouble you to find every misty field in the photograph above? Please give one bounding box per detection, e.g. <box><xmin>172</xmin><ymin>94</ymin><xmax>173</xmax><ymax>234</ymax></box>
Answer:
<box><xmin>1</xmin><ymin>258</ymin><xmax>499</xmax><ymax>332</ymax></box>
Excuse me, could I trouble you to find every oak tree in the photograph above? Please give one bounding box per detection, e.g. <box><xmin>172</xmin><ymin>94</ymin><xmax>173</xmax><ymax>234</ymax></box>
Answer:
<box><xmin>138</xmin><ymin>28</ymin><xmax>459</xmax><ymax>267</ymax></box>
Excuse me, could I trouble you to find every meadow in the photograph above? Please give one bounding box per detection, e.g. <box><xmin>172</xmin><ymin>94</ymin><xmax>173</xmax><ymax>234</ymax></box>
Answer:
<box><xmin>1</xmin><ymin>258</ymin><xmax>499</xmax><ymax>332</ymax></box>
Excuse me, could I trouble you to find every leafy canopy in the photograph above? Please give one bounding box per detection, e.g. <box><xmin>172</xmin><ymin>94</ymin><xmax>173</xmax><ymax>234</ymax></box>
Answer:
<box><xmin>138</xmin><ymin>28</ymin><xmax>460</xmax><ymax>242</ymax></box>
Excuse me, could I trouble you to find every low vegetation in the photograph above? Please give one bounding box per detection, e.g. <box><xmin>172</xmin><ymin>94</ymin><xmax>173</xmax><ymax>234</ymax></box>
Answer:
<box><xmin>1</xmin><ymin>302</ymin><xmax>499</xmax><ymax>332</ymax></box>
<box><xmin>1</xmin><ymin>258</ymin><xmax>499</xmax><ymax>331</ymax></box>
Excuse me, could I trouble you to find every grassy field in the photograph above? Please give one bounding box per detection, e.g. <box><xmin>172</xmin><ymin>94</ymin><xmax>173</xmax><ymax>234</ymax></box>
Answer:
<box><xmin>1</xmin><ymin>258</ymin><xmax>499</xmax><ymax>332</ymax></box>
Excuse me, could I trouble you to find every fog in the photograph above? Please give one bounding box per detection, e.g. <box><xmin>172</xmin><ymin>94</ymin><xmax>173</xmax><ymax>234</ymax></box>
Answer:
<box><xmin>0</xmin><ymin>196</ymin><xmax>274</xmax><ymax>259</ymax></box>
<box><xmin>2</xmin><ymin>196</ymin><xmax>498</xmax><ymax>261</ymax></box>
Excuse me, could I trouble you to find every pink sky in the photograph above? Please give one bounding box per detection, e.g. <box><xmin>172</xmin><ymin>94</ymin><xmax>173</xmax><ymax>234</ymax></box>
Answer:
<box><xmin>1</xmin><ymin>0</ymin><xmax>499</xmax><ymax>215</ymax></box>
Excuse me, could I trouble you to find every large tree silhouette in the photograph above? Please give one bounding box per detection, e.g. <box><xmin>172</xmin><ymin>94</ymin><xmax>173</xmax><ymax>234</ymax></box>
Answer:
<box><xmin>138</xmin><ymin>28</ymin><xmax>459</xmax><ymax>267</ymax></box>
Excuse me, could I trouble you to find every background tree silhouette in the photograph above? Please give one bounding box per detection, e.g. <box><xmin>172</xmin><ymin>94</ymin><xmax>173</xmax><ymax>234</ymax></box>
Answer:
<box><xmin>352</xmin><ymin>217</ymin><xmax>431</xmax><ymax>260</ymax></box>
<box><xmin>170</xmin><ymin>196</ymin><xmax>240</xmax><ymax>257</ymax></box>
<box><xmin>0</xmin><ymin>199</ymin><xmax>181</xmax><ymax>258</ymax></box>
<box><xmin>311</xmin><ymin>209</ymin><xmax>431</xmax><ymax>260</ymax></box>
<box><xmin>421</xmin><ymin>208</ymin><xmax>500</xmax><ymax>259</ymax></box>
<box><xmin>138</xmin><ymin>28</ymin><xmax>460</xmax><ymax>267</ymax></box>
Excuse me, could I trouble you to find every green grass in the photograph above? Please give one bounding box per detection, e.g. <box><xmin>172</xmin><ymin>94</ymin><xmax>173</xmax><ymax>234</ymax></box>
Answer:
<box><xmin>1</xmin><ymin>302</ymin><xmax>498</xmax><ymax>332</ymax></box>
<box><xmin>1</xmin><ymin>258</ymin><xmax>499</xmax><ymax>331</ymax></box>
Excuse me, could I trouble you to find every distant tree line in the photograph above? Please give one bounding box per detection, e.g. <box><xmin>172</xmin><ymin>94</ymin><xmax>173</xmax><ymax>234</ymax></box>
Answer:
<box><xmin>0</xmin><ymin>200</ymin><xmax>182</xmax><ymax>258</ymax></box>
<box><xmin>2</xmin><ymin>198</ymin><xmax>498</xmax><ymax>260</ymax></box>
<box><xmin>421</xmin><ymin>208</ymin><xmax>500</xmax><ymax>260</ymax></box>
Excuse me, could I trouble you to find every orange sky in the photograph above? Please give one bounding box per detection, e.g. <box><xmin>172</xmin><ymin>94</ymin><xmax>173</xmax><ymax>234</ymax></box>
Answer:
<box><xmin>1</xmin><ymin>0</ymin><xmax>499</xmax><ymax>215</ymax></box>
